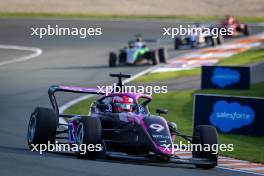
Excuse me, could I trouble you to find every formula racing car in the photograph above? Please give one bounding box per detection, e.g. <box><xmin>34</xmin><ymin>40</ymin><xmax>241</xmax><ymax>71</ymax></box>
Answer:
<box><xmin>27</xmin><ymin>73</ymin><xmax>218</xmax><ymax>168</ymax></box>
<box><xmin>109</xmin><ymin>36</ymin><xmax>168</xmax><ymax>67</ymax></box>
<box><xmin>219</xmin><ymin>15</ymin><xmax>249</xmax><ymax>37</ymax></box>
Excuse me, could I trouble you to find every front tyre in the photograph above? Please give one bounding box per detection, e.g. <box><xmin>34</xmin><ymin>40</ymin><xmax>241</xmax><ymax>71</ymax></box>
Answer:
<box><xmin>27</xmin><ymin>107</ymin><xmax>58</xmax><ymax>150</ymax></box>
<box><xmin>174</xmin><ymin>38</ymin><xmax>181</xmax><ymax>50</ymax></box>
<box><xmin>216</xmin><ymin>34</ymin><xmax>223</xmax><ymax>45</ymax></box>
<box><xmin>192</xmin><ymin>125</ymin><xmax>218</xmax><ymax>169</ymax></box>
<box><xmin>76</xmin><ymin>117</ymin><xmax>102</xmax><ymax>160</ymax></box>
<box><xmin>109</xmin><ymin>52</ymin><xmax>117</xmax><ymax>67</ymax></box>
<box><xmin>118</xmin><ymin>52</ymin><xmax>127</xmax><ymax>64</ymax></box>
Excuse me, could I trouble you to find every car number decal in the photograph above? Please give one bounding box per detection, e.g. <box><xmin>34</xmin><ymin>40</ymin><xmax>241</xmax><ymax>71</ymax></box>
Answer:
<box><xmin>149</xmin><ymin>123</ymin><xmax>164</xmax><ymax>132</ymax></box>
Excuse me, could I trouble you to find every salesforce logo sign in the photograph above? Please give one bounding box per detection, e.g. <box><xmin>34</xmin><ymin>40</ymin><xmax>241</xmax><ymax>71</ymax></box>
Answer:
<box><xmin>210</xmin><ymin>100</ymin><xmax>255</xmax><ymax>132</ymax></box>
<box><xmin>211</xmin><ymin>68</ymin><xmax>240</xmax><ymax>88</ymax></box>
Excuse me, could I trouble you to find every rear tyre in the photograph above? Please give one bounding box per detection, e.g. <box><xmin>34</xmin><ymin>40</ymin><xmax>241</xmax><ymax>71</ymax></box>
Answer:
<box><xmin>192</xmin><ymin>125</ymin><xmax>218</xmax><ymax>169</ymax></box>
<box><xmin>150</xmin><ymin>51</ymin><xmax>159</xmax><ymax>65</ymax></box>
<box><xmin>109</xmin><ymin>52</ymin><xmax>117</xmax><ymax>67</ymax></box>
<box><xmin>27</xmin><ymin>107</ymin><xmax>58</xmax><ymax>150</ymax></box>
<box><xmin>76</xmin><ymin>117</ymin><xmax>102</xmax><ymax>160</ymax></box>
<box><xmin>243</xmin><ymin>25</ymin><xmax>249</xmax><ymax>36</ymax></box>
<box><xmin>158</xmin><ymin>48</ymin><xmax>168</xmax><ymax>63</ymax></box>
<box><xmin>210</xmin><ymin>37</ymin><xmax>216</xmax><ymax>47</ymax></box>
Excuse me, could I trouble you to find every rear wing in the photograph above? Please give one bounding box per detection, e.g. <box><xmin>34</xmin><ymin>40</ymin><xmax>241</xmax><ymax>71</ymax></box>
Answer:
<box><xmin>48</xmin><ymin>85</ymin><xmax>105</xmax><ymax>115</ymax></box>
<box><xmin>128</xmin><ymin>39</ymin><xmax>160</xmax><ymax>44</ymax></box>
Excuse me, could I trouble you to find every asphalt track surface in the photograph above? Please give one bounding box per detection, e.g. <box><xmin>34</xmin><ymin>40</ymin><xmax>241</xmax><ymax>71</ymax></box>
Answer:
<box><xmin>0</xmin><ymin>18</ymin><xmax>263</xmax><ymax>176</ymax></box>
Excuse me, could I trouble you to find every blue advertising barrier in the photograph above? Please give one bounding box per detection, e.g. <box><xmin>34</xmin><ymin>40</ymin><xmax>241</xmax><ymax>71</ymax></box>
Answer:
<box><xmin>193</xmin><ymin>94</ymin><xmax>264</xmax><ymax>136</ymax></box>
<box><xmin>201</xmin><ymin>66</ymin><xmax>250</xmax><ymax>89</ymax></box>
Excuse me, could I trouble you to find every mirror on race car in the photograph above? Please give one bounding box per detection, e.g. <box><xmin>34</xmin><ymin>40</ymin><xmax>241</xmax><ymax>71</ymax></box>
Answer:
<box><xmin>156</xmin><ymin>109</ymin><xmax>168</xmax><ymax>115</ymax></box>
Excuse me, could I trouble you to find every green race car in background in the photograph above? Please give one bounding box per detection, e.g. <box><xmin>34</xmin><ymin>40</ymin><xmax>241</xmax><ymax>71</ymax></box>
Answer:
<box><xmin>109</xmin><ymin>36</ymin><xmax>168</xmax><ymax>67</ymax></box>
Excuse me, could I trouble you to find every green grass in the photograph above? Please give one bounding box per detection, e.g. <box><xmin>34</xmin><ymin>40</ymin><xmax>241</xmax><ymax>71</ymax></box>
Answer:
<box><xmin>65</xmin><ymin>82</ymin><xmax>264</xmax><ymax>163</ymax></box>
<box><xmin>217</xmin><ymin>49</ymin><xmax>264</xmax><ymax>66</ymax></box>
<box><xmin>0</xmin><ymin>12</ymin><xmax>264</xmax><ymax>22</ymax></box>
<box><xmin>64</xmin><ymin>97</ymin><xmax>96</xmax><ymax>115</ymax></box>
<box><xmin>134</xmin><ymin>49</ymin><xmax>264</xmax><ymax>83</ymax></box>
<box><xmin>133</xmin><ymin>68</ymin><xmax>201</xmax><ymax>83</ymax></box>
<box><xmin>218</xmin><ymin>134</ymin><xmax>264</xmax><ymax>162</ymax></box>
<box><xmin>195</xmin><ymin>81</ymin><xmax>264</xmax><ymax>97</ymax></box>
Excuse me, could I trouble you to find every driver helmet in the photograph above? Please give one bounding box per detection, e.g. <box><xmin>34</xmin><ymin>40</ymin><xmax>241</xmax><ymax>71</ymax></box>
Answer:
<box><xmin>112</xmin><ymin>96</ymin><xmax>134</xmax><ymax>112</ymax></box>
<box><xmin>225</xmin><ymin>15</ymin><xmax>234</xmax><ymax>24</ymax></box>
<box><xmin>136</xmin><ymin>36</ymin><xmax>142</xmax><ymax>42</ymax></box>
<box><xmin>128</xmin><ymin>41</ymin><xmax>135</xmax><ymax>48</ymax></box>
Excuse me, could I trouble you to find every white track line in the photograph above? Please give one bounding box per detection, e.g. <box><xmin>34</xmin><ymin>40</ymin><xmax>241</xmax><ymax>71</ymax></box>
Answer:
<box><xmin>219</xmin><ymin>159</ymin><xmax>248</xmax><ymax>162</ymax></box>
<box><xmin>0</xmin><ymin>45</ymin><xmax>42</xmax><ymax>66</ymax></box>
<box><xmin>220</xmin><ymin>163</ymin><xmax>250</xmax><ymax>166</ymax></box>
<box><xmin>173</xmin><ymin>151</ymin><xmax>264</xmax><ymax>175</ymax></box>
<box><xmin>218</xmin><ymin>167</ymin><xmax>264</xmax><ymax>176</ymax></box>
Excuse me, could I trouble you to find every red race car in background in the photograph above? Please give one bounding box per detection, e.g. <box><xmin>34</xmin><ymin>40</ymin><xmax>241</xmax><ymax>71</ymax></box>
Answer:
<box><xmin>220</xmin><ymin>15</ymin><xmax>249</xmax><ymax>36</ymax></box>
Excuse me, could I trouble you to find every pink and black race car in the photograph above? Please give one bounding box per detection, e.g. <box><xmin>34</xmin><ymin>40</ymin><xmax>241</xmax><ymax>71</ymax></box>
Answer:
<box><xmin>27</xmin><ymin>73</ymin><xmax>218</xmax><ymax>168</ymax></box>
